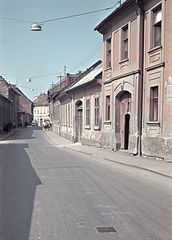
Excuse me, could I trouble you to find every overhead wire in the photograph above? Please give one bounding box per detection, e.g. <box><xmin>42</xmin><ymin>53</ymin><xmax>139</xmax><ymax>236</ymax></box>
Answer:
<box><xmin>42</xmin><ymin>2</ymin><xmax>120</xmax><ymax>24</ymax></box>
<box><xmin>0</xmin><ymin>1</ymin><xmax>120</xmax><ymax>25</ymax></box>
<box><xmin>69</xmin><ymin>40</ymin><xmax>102</xmax><ymax>72</ymax></box>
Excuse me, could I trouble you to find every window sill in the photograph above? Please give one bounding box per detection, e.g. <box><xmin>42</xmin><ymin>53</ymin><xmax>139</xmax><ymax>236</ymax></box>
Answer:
<box><xmin>148</xmin><ymin>45</ymin><xmax>162</xmax><ymax>54</ymax></box>
<box><xmin>105</xmin><ymin>67</ymin><xmax>112</xmax><ymax>71</ymax></box>
<box><xmin>119</xmin><ymin>58</ymin><xmax>129</xmax><ymax>64</ymax></box>
<box><xmin>85</xmin><ymin>125</ymin><xmax>91</xmax><ymax>130</ymax></box>
<box><xmin>103</xmin><ymin>120</ymin><xmax>111</xmax><ymax>124</ymax></box>
<box><xmin>146</xmin><ymin>121</ymin><xmax>160</xmax><ymax>126</ymax></box>
<box><xmin>94</xmin><ymin>126</ymin><xmax>100</xmax><ymax>131</ymax></box>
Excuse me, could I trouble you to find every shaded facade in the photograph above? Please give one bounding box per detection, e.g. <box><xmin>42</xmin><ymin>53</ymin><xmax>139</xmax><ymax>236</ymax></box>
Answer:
<box><xmin>0</xmin><ymin>93</ymin><xmax>11</xmax><ymax>133</ymax></box>
<box><xmin>10</xmin><ymin>85</ymin><xmax>33</xmax><ymax>126</ymax></box>
<box><xmin>0</xmin><ymin>76</ymin><xmax>19</xmax><ymax>127</ymax></box>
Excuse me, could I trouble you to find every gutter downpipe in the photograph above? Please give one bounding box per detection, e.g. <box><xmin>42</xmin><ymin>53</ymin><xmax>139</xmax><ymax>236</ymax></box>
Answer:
<box><xmin>136</xmin><ymin>0</ymin><xmax>144</xmax><ymax>157</ymax></box>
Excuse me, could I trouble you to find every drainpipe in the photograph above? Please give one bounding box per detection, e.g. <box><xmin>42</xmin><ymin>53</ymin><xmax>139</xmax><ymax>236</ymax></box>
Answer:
<box><xmin>136</xmin><ymin>0</ymin><xmax>144</xmax><ymax>156</ymax></box>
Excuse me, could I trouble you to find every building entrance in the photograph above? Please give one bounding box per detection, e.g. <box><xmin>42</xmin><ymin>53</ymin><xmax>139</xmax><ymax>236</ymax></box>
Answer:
<box><xmin>115</xmin><ymin>91</ymin><xmax>131</xmax><ymax>150</ymax></box>
<box><xmin>75</xmin><ymin>100</ymin><xmax>83</xmax><ymax>142</ymax></box>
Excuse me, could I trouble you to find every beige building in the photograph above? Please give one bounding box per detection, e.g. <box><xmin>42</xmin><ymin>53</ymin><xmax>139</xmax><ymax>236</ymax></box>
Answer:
<box><xmin>142</xmin><ymin>0</ymin><xmax>172</xmax><ymax>159</ymax></box>
<box><xmin>48</xmin><ymin>73</ymin><xmax>79</xmax><ymax>134</ymax></box>
<box><xmin>95</xmin><ymin>0</ymin><xmax>172</xmax><ymax>159</ymax></box>
<box><xmin>60</xmin><ymin>61</ymin><xmax>102</xmax><ymax>146</ymax></box>
<box><xmin>95</xmin><ymin>0</ymin><xmax>142</xmax><ymax>154</ymax></box>
<box><xmin>49</xmin><ymin>61</ymin><xmax>102</xmax><ymax>146</ymax></box>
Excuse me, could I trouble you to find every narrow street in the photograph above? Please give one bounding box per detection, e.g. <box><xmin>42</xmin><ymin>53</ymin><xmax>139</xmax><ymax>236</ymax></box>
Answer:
<box><xmin>0</xmin><ymin>127</ymin><xmax>172</xmax><ymax>240</ymax></box>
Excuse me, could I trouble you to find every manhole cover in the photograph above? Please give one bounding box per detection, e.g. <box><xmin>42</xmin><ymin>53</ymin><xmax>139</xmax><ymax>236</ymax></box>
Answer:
<box><xmin>96</xmin><ymin>227</ymin><xmax>117</xmax><ymax>233</ymax></box>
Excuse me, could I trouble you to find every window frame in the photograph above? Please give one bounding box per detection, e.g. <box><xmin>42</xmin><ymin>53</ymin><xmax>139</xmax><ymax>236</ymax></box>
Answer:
<box><xmin>152</xmin><ymin>6</ymin><xmax>162</xmax><ymax>48</ymax></box>
<box><xmin>94</xmin><ymin>97</ymin><xmax>99</xmax><ymax>126</ymax></box>
<box><xmin>150</xmin><ymin>86</ymin><xmax>158</xmax><ymax>121</ymax></box>
<box><xmin>106</xmin><ymin>38</ymin><xmax>111</xmax><ymax>68</ymax></box>
<box><xmin>121</xmin><ymin>25</ymin><xmax>128</xmax><ymax>60</ymax></box>
<box><xmin>106</xmin><ymin>95</ymin><xmax>110</xmax><ymax>121</ymax></box>
<box><xmin>68</xmin><ymin>103</ymin><xmax>70</xmax><ymax>126</ymax></box>
<box><xmin>85</xmin><ymin>98</ymin><xmax>90</xmax><ymax>126</ymax></box>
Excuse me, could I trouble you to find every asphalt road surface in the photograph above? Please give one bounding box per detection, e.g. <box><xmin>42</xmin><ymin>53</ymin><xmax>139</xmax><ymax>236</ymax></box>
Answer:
<box><xmin>0</xmin><ymin>127</ymin><xmax>172</xmax><ymax>240</ymax></box>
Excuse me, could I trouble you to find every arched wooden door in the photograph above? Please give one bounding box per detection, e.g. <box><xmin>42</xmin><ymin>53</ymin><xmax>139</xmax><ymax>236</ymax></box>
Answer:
<box><xmin>116</xmin><ymin>91</ymin><xmax>131</xmax><ymax>149</ymax></box>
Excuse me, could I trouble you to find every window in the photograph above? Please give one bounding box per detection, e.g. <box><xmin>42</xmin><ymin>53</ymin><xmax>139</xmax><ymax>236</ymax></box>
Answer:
<box><xmin>65</xmin><ymin>105</ymin><xmax>67</xmax><ymax>126</ymax></box>
<box><xmin>106</xmin><ymin>38</ymin><xmax>111</xmax><ymax>68</ymax></box>
<box><xmin>68</xmin><ymin>104</ymin><xmax>70</xmax><ymax>126</ymax></box>
<box><xmin>153</xmin><ymin>6</ymin><xmax>162</xmax><ymax>47</ymax></box>
<box><xmin>95</xmin><ymin>97</ymin><xmax>99</xmax><ymax>126</ymax></box>
<box><xmin>37</xmin><ymin>108</ymin><xmax>39</xmax><ymax>114</ymax></box>
<box><xmin>150</xmin><ymin>86</ymin><xmax>158</xmax><ymax>121</ymax></box>
<box><xmin>106</xmin><ymin>95</ymin><xmax>110</xmax><ymax>121</ymax></box>
<box><xmin>86</xmin><ymin>99</ymin><xmax>90</xmax><ymax>125</ymax></box>
<box><xmin>122</xmin><ymin>25</ymin><xmax>128</xmax><ymax>60</ymax></box>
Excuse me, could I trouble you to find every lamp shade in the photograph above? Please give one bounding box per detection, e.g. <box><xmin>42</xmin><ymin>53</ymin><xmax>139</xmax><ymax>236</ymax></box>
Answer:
<box><xmin>31</xmin><ymin>23</ymin><xmax>42</xmax><ymax>31</ymax></box>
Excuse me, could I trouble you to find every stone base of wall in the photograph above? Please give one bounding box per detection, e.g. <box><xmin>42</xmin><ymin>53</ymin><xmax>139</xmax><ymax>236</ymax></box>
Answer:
<box><xmin>52</xmin><ymin>125</ymin><xmax>60</xmax><ymax>134</ymax></box>
<box><xmin>129</xmin><ymin>135</ymin><xmax>138</xmax><ymax>155</ymax></box>
<box><xmin>82</xmin><ymin>137</ymin><xmax>101</xmax><ymax>148</ymax></box>
<box><xmin>101</xmin><ymin>131</ymin><xmax>115</xmax><ymax>150</ymax></box>
<box><xmin>60</xmin><ymin>131</ymin><xmax>73</xmax><ymax>142</ymax></box>
<box><xmin>101</xmin><ymin>131</ymin><xmax>138</xmax><ymax>154</ymax></box>
<box><xmin>142</xmin><ymin>136</ymin><xmax>172</xmax><ymax>160</ymax></box>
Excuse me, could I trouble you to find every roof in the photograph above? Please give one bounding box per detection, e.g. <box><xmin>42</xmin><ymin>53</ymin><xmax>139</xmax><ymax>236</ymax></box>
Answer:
<box><xmin>68</xmin><ymin>62</ymin><xmax>102</xmax><ymax>91</ymax></box>
<box><xmin>11</xmin><ymin>85</ymin><xmax>33</xmax><ymax>103</ymax></box>
<box><xmin>94</xmin><ymin>0</ymin><xmax>136</xmax><ymax>33</ymax></box>
<box><xmin>19</xmin><ymin>104</ymin><xmax>32</xmax><ymax>114</ymax></box>
<box><xmin>0</xmin><ymin>92</ymin><xmax>11</xmax><ymax>102</ymax></box>
<box><xmin>51</xmin><ymin>60</ymin><xmax>102</xmax><ymax>100</ymax></box>
<box><xmin>33</xmin><ymin>93</ymin><xmax>49</xmax><ymax>106</ymax></box>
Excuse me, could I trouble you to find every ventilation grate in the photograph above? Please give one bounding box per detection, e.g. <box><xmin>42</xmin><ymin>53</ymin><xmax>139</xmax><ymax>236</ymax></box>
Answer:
<box><xmin>96</xmin><ymin>227</ymin><xmax>117</xmax><ymax>233</ymax></box>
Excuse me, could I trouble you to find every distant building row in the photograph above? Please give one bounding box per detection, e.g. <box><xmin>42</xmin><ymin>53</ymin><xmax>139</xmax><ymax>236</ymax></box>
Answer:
<box><xmin>0</xmin><ymin>76</ymin><xmax>33</xmax><ymax>132</ymax></box>
<box><xmin>48</xmin><ymin>0</ymin><xmax>172</xmax><ymax>160</ymax></box>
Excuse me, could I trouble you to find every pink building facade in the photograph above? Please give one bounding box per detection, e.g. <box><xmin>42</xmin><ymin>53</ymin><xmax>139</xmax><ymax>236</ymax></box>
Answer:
<box><xmin>95</xmin><ymin>0</ymin><xmax>172</xmax><ymax>160</ymax></box>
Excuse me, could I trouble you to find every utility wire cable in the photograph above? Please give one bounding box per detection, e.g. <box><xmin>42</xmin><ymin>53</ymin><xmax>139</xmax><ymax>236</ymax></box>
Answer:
<box><xmin>2</xmin><ymin>71</ymin><xmax>64</xmax><ymax>80</ymax></box>
<box><xmin>42</xmin><ymin>2</ymin><xmax>120</xmax><ymax>24</ymax></box>
<box><xmin>0</xmin><ymin>1</ymin><xmax>120</xmax><ymax>25</ymax></box>
<box><xmin>0</xmin><ymin>16</ymin><xmax>32</xmax><ymax>23</ymax></box>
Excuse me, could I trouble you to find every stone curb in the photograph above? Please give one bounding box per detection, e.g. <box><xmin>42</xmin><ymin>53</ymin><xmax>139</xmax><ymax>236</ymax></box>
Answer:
<box><xmin>64</xmin><ymin>146</ymin><xmax>172</xmax><ymax>179</ymax></box>
<box><xmin>41</xmin><ymin>131</ymin><xmax>172</xmax><ymax>180</ymax></box>
<box><xmin>0</xmin><ymin>130</ymin><xmax>17</xmax><ymax>141</ymax></box>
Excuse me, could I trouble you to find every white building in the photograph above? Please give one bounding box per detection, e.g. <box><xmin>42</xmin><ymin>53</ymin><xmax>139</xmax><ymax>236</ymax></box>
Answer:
<box><xmin>33</xmin><ymin>93</ymin><xmax>49</xmax><ymax>126</ymax></box>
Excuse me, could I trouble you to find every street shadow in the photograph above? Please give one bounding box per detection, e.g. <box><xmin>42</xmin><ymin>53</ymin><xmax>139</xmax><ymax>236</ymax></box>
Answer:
<box><xmin>0</xmin><ymin>142</ymin><xmax>42</xmax><ymax>240</ymax></box>
<box><xmin>3</xmin><ymin>126</ymin><xmax>43</xmax><ymax>141</ymax></box>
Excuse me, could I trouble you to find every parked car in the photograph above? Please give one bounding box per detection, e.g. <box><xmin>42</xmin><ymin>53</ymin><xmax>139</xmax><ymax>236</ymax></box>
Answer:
<box><xmin>31</xmin><ymin>120</ymin><xmax>38</xmax><ymax>126</ymax></box>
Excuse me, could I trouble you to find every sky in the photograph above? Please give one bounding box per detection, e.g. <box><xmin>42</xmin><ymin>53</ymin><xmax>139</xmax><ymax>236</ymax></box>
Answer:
<box><xmin>0</xmin><ymin>0</ymin><xmax>125</xmax><ymax>101</ymax></box>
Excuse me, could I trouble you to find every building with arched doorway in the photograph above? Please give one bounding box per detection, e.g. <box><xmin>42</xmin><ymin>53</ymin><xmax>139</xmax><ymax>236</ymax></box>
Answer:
<box><xmin>57</xmin><ymin>61</ymin><xmax>102</xmax><ymax>146</ymax></box>
<box><xmin>95</xmin><ymin>0</ymin><xmax>141</xmax><ymax>154</ymax></box>
<box><xmin>95</xmin><ymin>0</ymin><xmax>172</xmax><ymax>159</ymax></box>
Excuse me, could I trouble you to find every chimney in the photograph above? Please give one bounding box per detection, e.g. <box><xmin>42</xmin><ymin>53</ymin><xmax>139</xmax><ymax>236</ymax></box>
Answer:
<box><xmin>66</xmin><ymin>73</ymin><xmax>70</xmax><ymax>85</ymax></box>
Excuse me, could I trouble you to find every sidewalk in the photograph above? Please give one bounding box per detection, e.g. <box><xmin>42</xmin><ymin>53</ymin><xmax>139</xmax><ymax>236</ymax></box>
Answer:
<box><xmin>0</xmin><ymin>130</ymin><xmax>17</xmax><ymax>141</ymax></box>
<box><xmin>43</xmin><ymin>130</ymin><xmax>172</xmax><ymax>179</ymax></box>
